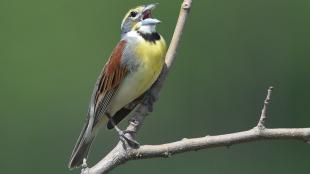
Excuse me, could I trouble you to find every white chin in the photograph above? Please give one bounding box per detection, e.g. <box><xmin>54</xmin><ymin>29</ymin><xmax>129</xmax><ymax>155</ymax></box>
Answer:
<box><xmin>139</xmin><ymin>25</ymin><xmax>156</xmax><ymax>34</ymax></box>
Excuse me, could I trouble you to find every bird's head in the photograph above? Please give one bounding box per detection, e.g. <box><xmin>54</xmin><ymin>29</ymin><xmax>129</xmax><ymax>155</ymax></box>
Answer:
<box><xmin>121</xmin><ymin>3</ymin><xmax>158</xmax><ymax>36</ymax></box>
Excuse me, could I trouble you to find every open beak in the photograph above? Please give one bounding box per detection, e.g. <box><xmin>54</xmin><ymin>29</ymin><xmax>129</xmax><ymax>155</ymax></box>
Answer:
<box><xmin>141</xmin><ymin>18</ymin><xmax>161</xmax><ymax>26</ymax></box>
<box><xmin>142</xmin><ymin>3</ymin><xmax>158</xmax><ymax>20</ymax></box>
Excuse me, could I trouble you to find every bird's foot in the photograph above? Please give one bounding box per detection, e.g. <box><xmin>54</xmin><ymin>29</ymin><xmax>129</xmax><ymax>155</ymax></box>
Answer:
<box><xmin>81</xmin><ymin>158</ymin><xmax>89</xmax><ymax>174</ymax></box>
<box><xmin>118</xmin><ymin>130</ymin><xmax>140</xmax><ymax>148</ymax></box>
<box><xmin>82</xmin><ymin>158</ymin><xmax>88</xmax><ymax>168</ymax></box>
<box><xmin>106</xmin><ymin>113</ymin><xmax>140</xmax><ymax>148</ymax></box>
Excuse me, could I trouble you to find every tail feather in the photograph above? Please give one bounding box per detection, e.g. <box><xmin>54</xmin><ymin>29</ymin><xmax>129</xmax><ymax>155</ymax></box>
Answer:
<box><xmin>68</xmin><ymin>136</ymin><xmax>94</xmax><ymax>169</ymax></box>
<box><xmin>68</xmin><ymin>114</ymin><xmax>109</xmax><ymax>169</ymax></box>
<box><xmin>68</xmin><ymin>117</ymin><xmax>95</xmax><ymax>169</ymax></box>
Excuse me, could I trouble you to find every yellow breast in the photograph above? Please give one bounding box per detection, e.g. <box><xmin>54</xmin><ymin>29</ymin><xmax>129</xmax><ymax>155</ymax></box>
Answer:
<box><xmin>135</xmin><ymin>37</ymin><xmax>167</xmax><ymax>73</ymax></box>
<box><xmin>107</xmin><ymin>36</ymin><xmax>166</xmax><ymax>115</ymax></box>
<box><xmin>134</xmin><ymin>37</ymin><xmax>167</xmax><ymax>93</ymax></box>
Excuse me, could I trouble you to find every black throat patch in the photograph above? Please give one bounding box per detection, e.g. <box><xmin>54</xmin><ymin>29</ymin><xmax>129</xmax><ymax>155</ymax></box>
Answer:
<box><xmin>138</xmin><ymin>31</ymin><xmax>161</xmax><ymax>43</ymax></box>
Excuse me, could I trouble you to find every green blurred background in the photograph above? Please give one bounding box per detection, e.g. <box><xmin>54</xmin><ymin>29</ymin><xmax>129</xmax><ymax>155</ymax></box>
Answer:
<box><xmin>1</xmin><ymin>0</ymin><xmax>310</xmax><ymax>173</ymax></box>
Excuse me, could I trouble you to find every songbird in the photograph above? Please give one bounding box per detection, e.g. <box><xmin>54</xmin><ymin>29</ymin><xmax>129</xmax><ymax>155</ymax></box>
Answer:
<box><xmin>68</xmin><ymin>4</ymin><xmax>166</xmax><ymax>169</ymax></box>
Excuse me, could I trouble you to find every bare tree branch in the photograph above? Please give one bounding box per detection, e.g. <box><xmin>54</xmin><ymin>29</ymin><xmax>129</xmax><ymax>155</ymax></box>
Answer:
<box><xmin>83</xmin><ymin>128</ymin><xmax>310</xmax><ymax>174</ymax></box>
<box><xmin>124</xmin><ymin>127</ymin><xmax>310</xmax><ymax>159</ymax></box>
<box><xmin>79</xmin><ymin>1</ymin><xmax>310</xmax><ymax>173</ymax></box>
<box><xmin>82</xmin><ymin>85</ymin><xmax>310</xmax><ymax>174</ymax></box>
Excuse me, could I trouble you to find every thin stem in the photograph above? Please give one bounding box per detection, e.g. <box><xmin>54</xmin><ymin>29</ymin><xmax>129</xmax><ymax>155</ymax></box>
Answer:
<box><xmin>257</xmin><ymin>86</ymin><xmax>274</xmax><ymax>129</ymax></box>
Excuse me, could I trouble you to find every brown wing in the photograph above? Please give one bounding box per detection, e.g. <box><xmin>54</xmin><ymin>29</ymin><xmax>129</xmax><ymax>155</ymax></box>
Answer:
<box><xmin>88</xmin><ymin>40</ymin><xmax>128</xmax><ymax>126</ymax></box>
<box><xmin>68</xmin><ymin>40</ymin><xmax>128</xmax><ymax>168</ymax></box>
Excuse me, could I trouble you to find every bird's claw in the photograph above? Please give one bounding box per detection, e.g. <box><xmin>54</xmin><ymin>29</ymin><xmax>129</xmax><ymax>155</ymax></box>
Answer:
<box><xmin>82</xmin><ymin>158</ymin><xmax>88</xmax><ymax>168</ymax></box>
<box><xmin>119</xmin><ymin>130</ymin><xmax>140</xmax><ymax>148</ymax></box>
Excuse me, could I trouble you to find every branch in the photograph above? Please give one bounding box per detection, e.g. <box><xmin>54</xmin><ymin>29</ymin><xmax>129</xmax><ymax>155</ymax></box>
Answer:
<box><xmin>82</xmin><ymin>86</ymin><xmax>310</xmax><ymax>174</ymax></box>
<box><xmin>121</xmin><ymin>127</ymin><xmax>310</xmax><ymax>159</ymax></box>
<box><xmin>80</xmin><ymin>0</ymin><xmax>310</xmax><ymax>173</ymax></box>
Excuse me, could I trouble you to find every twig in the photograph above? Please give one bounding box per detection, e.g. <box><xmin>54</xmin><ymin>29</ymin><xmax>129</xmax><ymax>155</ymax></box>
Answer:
<box><xmin>257</xmin><ymin>86</ymin><xmax>274</xmax><ymax>129</ymax></box>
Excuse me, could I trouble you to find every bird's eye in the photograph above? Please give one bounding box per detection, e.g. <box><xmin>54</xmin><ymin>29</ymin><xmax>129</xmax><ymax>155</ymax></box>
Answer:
<box><xmin>130</xmin><ymin>11</ymin><xmax>138</xmax><ymax>17</ymax></box>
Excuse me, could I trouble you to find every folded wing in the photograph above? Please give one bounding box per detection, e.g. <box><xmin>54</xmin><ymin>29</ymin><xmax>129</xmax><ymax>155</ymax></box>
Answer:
<box><xmin>68</xmin><ymin>40</ymin><xmax>128</xmax><ymax>169</ymax></box>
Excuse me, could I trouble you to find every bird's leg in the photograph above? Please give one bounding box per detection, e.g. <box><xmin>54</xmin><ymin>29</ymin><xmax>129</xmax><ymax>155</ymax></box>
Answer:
<box><xmin>106</xmin><ymin>113</ymin><xmax>140</xmax><ymax>148</ymax></box>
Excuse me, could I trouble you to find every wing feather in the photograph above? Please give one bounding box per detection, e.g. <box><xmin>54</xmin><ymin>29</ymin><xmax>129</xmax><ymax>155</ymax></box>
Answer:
<box><xmin>89</xmin><ymin>40</ymin><xmax>128</xmax><ymax>126</ymax></box>
<box><xmin>69</xmin><ymin>40</ymin><xmax>128</xmax><ymax>168</ymax></box>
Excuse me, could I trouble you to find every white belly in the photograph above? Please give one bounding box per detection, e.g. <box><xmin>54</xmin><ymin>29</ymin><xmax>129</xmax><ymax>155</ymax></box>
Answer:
<box><xmin>107</xmin><ymin>64</ymin><xmax>161</xmax><ymax>115</ymax></box>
